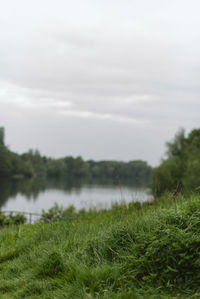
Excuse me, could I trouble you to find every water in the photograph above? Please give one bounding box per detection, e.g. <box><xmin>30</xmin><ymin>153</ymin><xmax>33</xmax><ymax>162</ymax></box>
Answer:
<box><xmin>0</xmin><ymin>178</ymin><xmax>153</xmax><ymax>214</ymax></box>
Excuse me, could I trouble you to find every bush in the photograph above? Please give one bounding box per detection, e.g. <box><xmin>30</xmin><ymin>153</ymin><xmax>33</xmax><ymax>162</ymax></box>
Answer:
<box><xmin>0</xmin><ymin>212</ymin><xmax>26</xmax><ymax>227</ymax></box>
<box><xmin>40</xmin><ymin>203</ymin><xmax>75</xmax><ymax>223</ymax></box>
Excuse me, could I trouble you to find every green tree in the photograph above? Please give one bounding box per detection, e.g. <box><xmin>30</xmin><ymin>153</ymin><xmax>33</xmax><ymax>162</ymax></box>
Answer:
<box><xmin>0</xmin><ymin>127</ymin><xmax>5</xmax><ymax>146</ymax></box>
<box><xmin>166</xmin><ymin>128</ymin><xmax>186</xmax><ymax>158</ymax></box>
<box><xmin>153</xmin><ymin>128</ymin><xmax>200</xmax><ymax>196</ymax></box>
<box><xmin>0</xmin><ymin>145</ymin><xmax>12</xmax><ymax>177</ymax></box>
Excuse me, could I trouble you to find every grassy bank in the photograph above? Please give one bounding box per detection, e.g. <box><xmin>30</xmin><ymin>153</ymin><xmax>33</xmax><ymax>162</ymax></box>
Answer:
<box><xmin>0</xmin><ymin>195</ymin><xmax>200</xmax><ymax>298</ymax></box>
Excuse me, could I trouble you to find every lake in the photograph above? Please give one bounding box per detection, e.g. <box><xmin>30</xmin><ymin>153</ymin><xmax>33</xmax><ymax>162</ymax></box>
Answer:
<box><xmin>0</xmin><ymin>178</ymin><xmax>153</xmax><ymax>216</ymax></box>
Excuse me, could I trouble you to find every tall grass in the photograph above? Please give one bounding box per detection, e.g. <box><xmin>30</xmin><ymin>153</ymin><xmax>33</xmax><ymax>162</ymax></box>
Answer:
<box><xmin>0</xmin><ymin>194</ymin><xmax>200</xmax><ymax>298</ymax></box>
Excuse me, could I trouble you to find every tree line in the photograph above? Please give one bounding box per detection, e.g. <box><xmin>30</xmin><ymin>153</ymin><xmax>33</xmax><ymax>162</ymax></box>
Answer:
<box><xmin>0</xmin><ymin>127</ymin><xmax>152</xmax><ymax>185</ymax></box>
<box><xmin>153</xmin><ymin>128</ymin><xmax>200</xmax><ymax>196</ymax></box>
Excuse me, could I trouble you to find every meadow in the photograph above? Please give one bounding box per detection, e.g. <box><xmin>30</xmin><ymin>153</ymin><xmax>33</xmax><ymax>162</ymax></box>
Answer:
<box><xmin>0</xmin><ymin>194</ymin><xmax>200</xmax><ymax>298</ymax></box>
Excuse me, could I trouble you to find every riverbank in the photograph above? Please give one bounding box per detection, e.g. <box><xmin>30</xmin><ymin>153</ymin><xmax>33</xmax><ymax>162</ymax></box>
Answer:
<box><xmin>0</xmin><ymin>194</ymin><xmax>200</xmax><ymax>298</ymax></box>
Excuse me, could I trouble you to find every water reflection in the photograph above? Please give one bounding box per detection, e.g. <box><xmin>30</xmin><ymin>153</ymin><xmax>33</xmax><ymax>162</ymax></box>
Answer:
<box><xmin>0</xmin><ymin>178</ymin><xmax>45</xmax><ymax>207</ymax></box>
<box><xmin>0</xmin><ymin>177</ymin><xmax>152</xmax><ymax>213</ymax></box>
<box><xmin>0</xmin><ymin>177</ymin><xmax>83</xmax><ymax>207</ymax></box>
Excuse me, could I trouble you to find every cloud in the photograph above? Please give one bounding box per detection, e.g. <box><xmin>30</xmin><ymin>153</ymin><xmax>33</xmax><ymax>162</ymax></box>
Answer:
<box><xmin>0</xmin><ymin>81</ymin><xmax>72</xmax><ymax>110</ymax></box>
<box><xmin>0</xmin><ymin>0</ymin><xmax>200</xmax><ymax>165</ymax></box>
<box><xmin>59</xmin><ymin>109</ymin><xmax>148</xmax><ymax>125</ymax></box>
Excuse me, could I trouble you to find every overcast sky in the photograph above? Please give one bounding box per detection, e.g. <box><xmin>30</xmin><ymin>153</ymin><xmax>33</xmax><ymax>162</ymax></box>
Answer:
<box><xmin>0</xmin><ymin>0</ymin><xmax>200</xmax><ymax>166</ymax></box>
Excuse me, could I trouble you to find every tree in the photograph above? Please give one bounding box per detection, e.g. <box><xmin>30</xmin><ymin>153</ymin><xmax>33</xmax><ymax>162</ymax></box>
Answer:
<box><xmin>0</xmin><ymin>145</ymin><xmax>12</xmax><ymax>177</ymax></box>
<box><xmin>153</xmin><ymin>128</ymin><xmax>200</xmax><ymax>196</ymax></box>
<box><xmin>0</xmin><ymin>127</ymin><xmax>5</xmax><ymax>146</ymax></box>
<box><xmin>153</xmin><ymin>157</ymin><xmax>183</xmax><ymax>197</ymax></box>
<box><xmin>166</xmin><ymin>128</ymin><xmax>186</xmax><ymax>158</ymax></box>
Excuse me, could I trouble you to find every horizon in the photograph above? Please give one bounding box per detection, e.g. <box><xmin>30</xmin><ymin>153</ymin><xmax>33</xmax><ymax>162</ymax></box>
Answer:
<box><xmin>2</xmin><ymin>125</ymin><xmax>153</xmax><ymax>165</ymax></box>
<box><xmin>2</xmin><ymin>125</ymin><xmax>199</xmax><ymax>168</ymax></box>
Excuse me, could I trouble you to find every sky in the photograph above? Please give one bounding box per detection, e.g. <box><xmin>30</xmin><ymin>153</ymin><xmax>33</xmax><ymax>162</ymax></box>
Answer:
<box><xmin>0</xmin><ymin>0</ymin><xmax>200</xmax><ymax>166</ymax></box>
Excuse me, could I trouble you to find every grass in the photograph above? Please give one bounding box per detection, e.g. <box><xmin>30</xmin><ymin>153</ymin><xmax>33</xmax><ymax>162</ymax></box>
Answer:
<box><xmin>0</xmin><ymin>194</ymin><xmax>200</xmax><ymax>298</ymax></box>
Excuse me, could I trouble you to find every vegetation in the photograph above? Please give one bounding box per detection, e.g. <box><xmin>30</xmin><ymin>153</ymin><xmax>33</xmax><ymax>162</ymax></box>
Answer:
<box><xmin>0</xmin><ymin>127</ymin><xmax>152</xmax><ymax>185</ymax></box>
<box><xmin>153</xmin><ymin>128</ymin><xmax>200</xmax><ymax>196</ymax></box>
<box><xmin>0</xmin><ymin>212</ymin><xmax>26</xmax><ymax>227</ymax></box>
<box><xmin>0</xmin><ymin>195</ymin><xmax>200</xmax><ymax>298</ymax></box>
<box><xmin>1</xmin><ymin>126</ymin><xmax>200</xmax><ymax>297</ymax></box>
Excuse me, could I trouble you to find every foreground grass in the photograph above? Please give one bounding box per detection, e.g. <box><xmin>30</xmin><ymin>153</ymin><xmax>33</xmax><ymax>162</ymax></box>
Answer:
<box><xmin>1</xmin><ymin>195</ymin><xmax>200</xmax><ymax>298</ymax></box>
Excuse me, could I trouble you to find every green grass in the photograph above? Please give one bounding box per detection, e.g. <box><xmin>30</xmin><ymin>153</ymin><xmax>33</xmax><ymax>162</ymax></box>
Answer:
<box><xmin>1</xmin><ymin>195</ymin><xmax>200</xmax><ymax>298</ymax></box>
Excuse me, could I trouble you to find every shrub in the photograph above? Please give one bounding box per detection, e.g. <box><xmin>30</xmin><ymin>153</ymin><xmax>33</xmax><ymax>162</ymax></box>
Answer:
<box><xmin>0</xmin><ymin>212</ymin><xmax>26</xmax><ymax>227</ymax></box>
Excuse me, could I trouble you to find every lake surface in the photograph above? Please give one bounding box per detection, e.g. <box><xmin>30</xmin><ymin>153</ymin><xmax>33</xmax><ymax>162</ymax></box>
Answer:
<box><xmin>0</xmin><ymin>178</ymin><xmax>153</xmax><ymax>215</ymax></box>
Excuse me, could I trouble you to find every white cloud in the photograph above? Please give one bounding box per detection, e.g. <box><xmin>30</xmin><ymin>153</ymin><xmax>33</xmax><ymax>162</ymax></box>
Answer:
<box><xmin>0</xmin><ymin>81</ymin><xmax>72</xmax><ymax>110</ymax></box>
<box><xmin>59</xmin><ymin>109</ymin><xmax>148</xmax><ymax>125</ymax></box>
